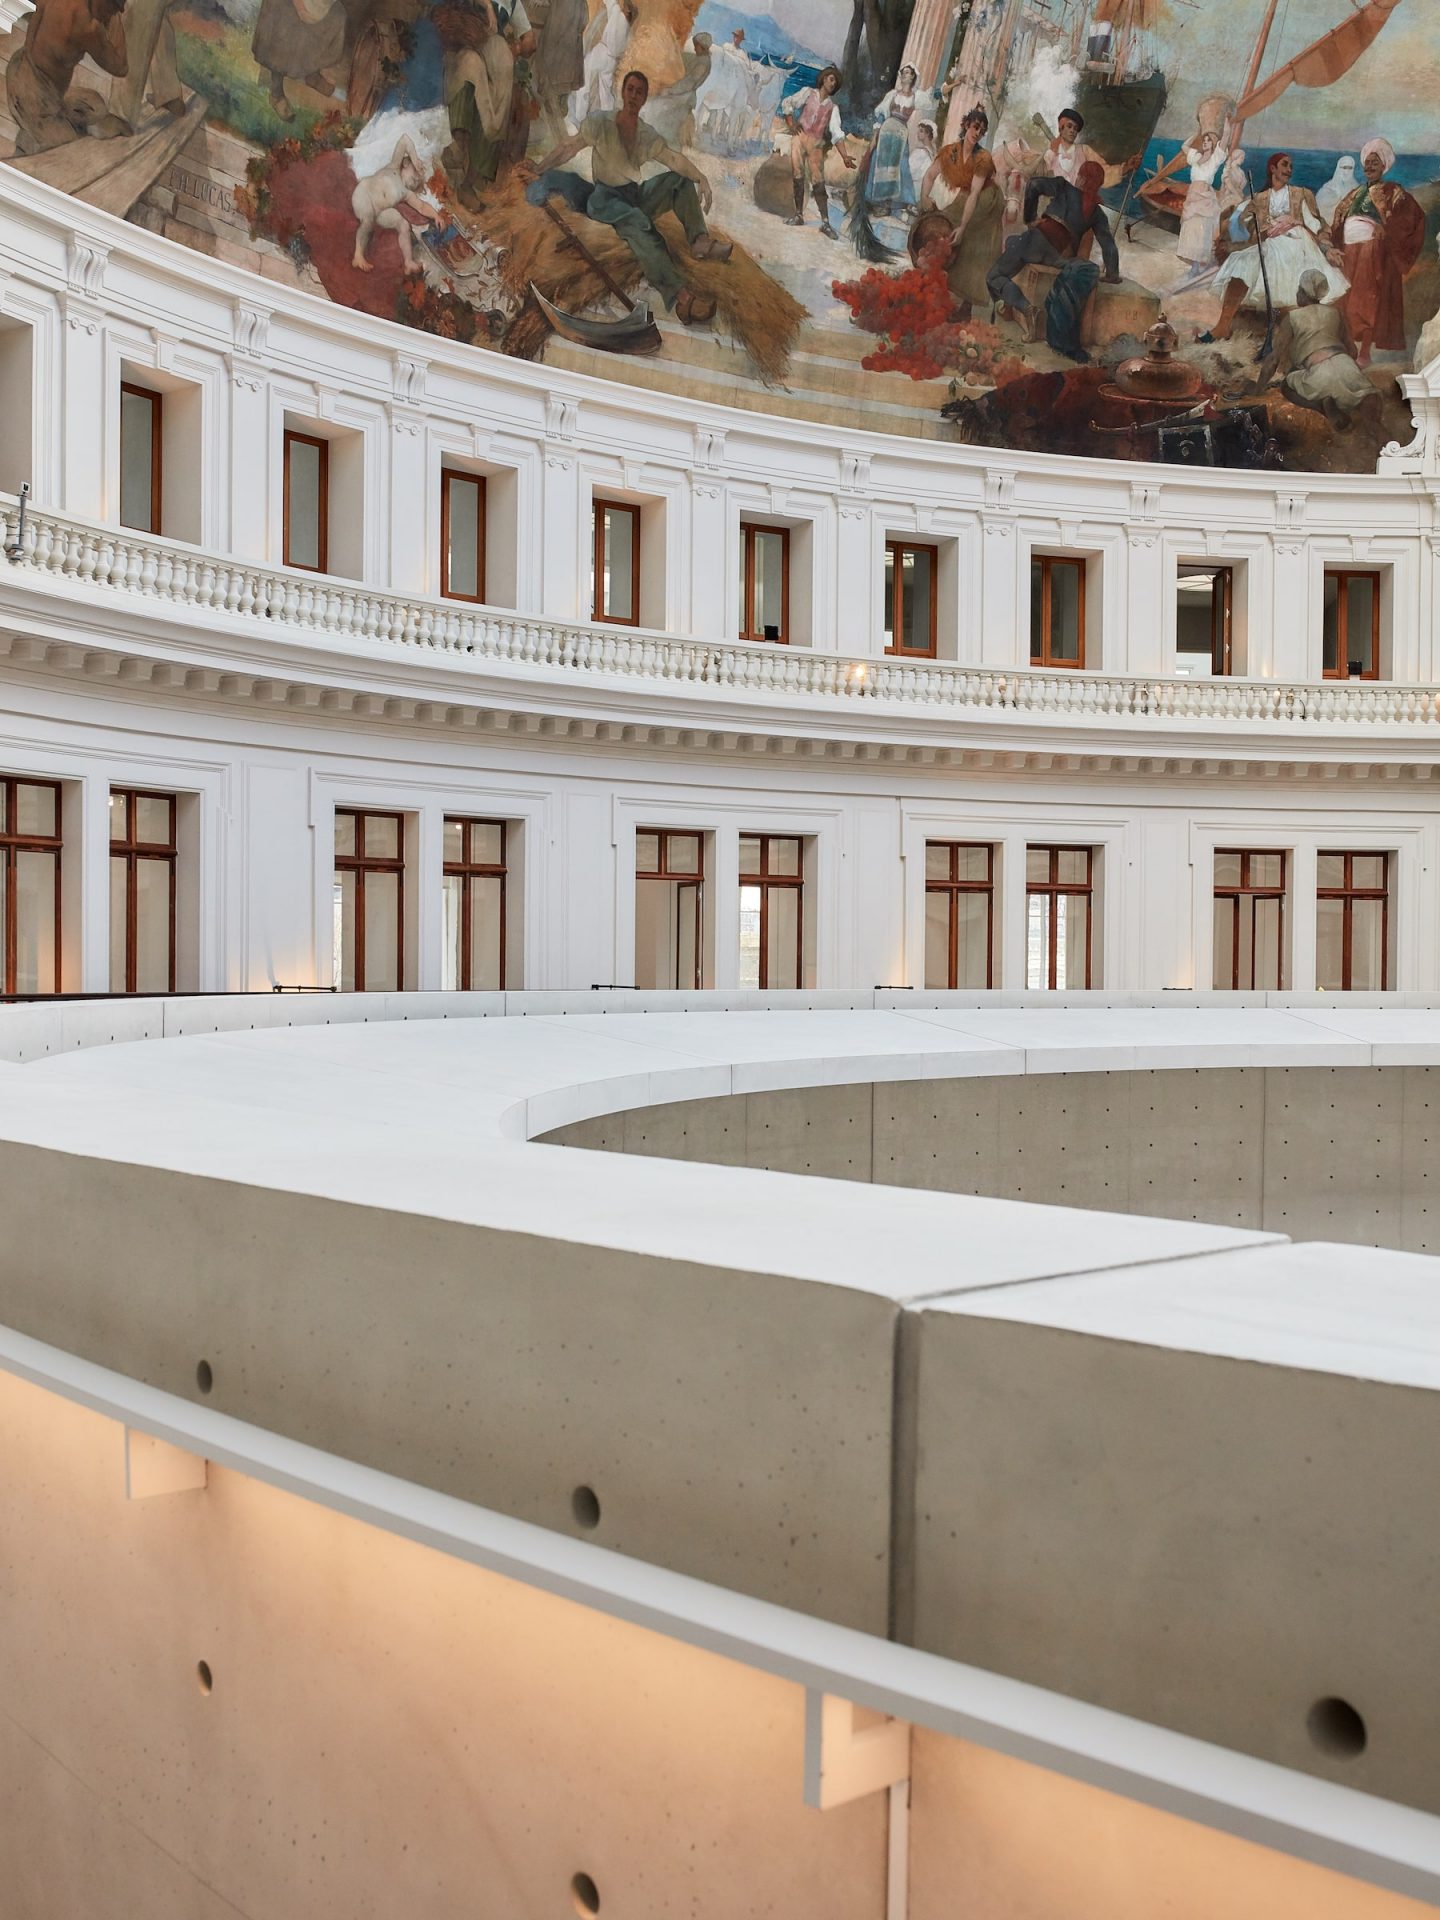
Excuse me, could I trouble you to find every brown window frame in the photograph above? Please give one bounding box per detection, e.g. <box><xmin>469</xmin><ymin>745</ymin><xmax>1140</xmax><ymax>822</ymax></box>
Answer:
<box><xmin>0</xmin><ymin>775</ymin><xmax>62</xmax><ymax>996</ymax></box>
<box><xmin>1323</xmin><ymin>569</ymin><xmax>1381</xmax><ymax>681</ymax></box>
<box><xmin>1317</xmin><ymin>850</ymin><xmax>1390</xmax><ymax>993</ymax></box>
<box><xmin>739</xmin><ymin>522</ymin><xmax>790</xmax><ymax>644</ymax></box>
<box><xmin>739</xmin><ymin>833</ymin><xmax>804</xmax><ymax>991</ymax></box>
<box><xmin>925</xmin><ymin>841</ymin><xmax>994</xmax><ymax>989</ymax></box>
<box><xmin>1026</xmin><ymin>844</ymin><xmax>1093</xmax><ymax>990</ymax></box>
<box><xmin>443</xmin><ymin>815</ymin><xmax>506</xmax><ymax>990</ymax></box>
<box><xmin>334</xmin><ymin>807</ymin><xmax>405</xmax><ymax>992</ymax></box>
<box><xmin>1213</xmin><ymin>848</ymin><xmax>1287</xmax><ymax>992</ymax></box>
<box><xmin>119</xmin><ymin>381</ymin><xmax>163</xmax><ymax>536</ymax></box>
<box><xmin>110</xmin><ymin>788</ymin><xmax>177</xmax><ymax>995</ymax></box>
<box><xmin>1030</xmin><ymin>555</ymin><xmax>1087</xmax><ymax>669</ymax></box>
<box><xmin>884</xmin><ymin>539</ymin><xmax>939</xmax><ymax>658</ymax></box>
<box><xmin>592</xmin><ymin>497</ymin><xmax>642</xmax><ymax>627</ymax></box>
<box><xmin>283</xmin><ymin>429</ymin><xmax>330</xmax><ymax>574</ymax></box>
<box><xmin>635</xmin><ymin>828</ymin><xmax>705</xmax><ymax>990</ymax></box>
<box><xmin>440</xmin><ymin>467</ymin><xmax>487</xmax><ymax>603</ymax></box>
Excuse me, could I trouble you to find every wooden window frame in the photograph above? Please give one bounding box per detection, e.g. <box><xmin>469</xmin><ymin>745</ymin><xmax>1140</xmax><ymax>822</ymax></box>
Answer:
<box><xmin>440</xmin><ymin>467</ymin><xmax>487</xmax><ymax>604</ymax></box>
<box><xmin>592</xmin><ymin>497</ymin><xmax>642</xmax><ymax>628</ymax></box>
<box><xmin>119</xmin><ymin>381</ymin><xmax>163</xmax><ymax>536</ymax></box>
<box><xmin>442</xmin><ymin>815</ymin><xmax>506</xmax><ymax>990</ymax></box>
<box><xmin>1026</xmin><ymin>844</ymin><xmax>1093</xmax><ymax>990</ymax></box>
<box><xmin>925</xmin><ymin>841</ymin><xmax>994</xmax><ymax>990</ymax></box>
<box><xmin>1213</xmin><ymin>848</ymin><xmax>1287</xmax><ymax>992</ymax></box>
<box><xmin>0</xmin><ymin>775</ymin><xmax>62</xmax><ymax>996</ymax></box>
<box><xmin>1323</xmin><ymin>569</ymin><xmax>1381</xmax><ymax>681</ymax></box>
<box><xmin>884</xmin><ymin>539</ymin><xmax>939</xmax><ymax>658</ymax></box>
<box><xmin>334</xmin><ymin>807</ymin><xmax>405</xmax><ymax>992</ymax></box>
<box><xmin>739</xmin><ymin>522</ymin><xmax>790</xmax><ymax>644</ymax></box>
<box><xmin>1030</xmin><ymin>555</ymin><xmax>1087</xmax><ymax>669</ymax></box>
<box><xmin>635</xmin><ymin>828</ymin><xmax>705</xmax><ymax>990</ymax></box>
<box><xmin>283</xmin><ymin>429</ymin><xmax>330</xmax><ymax>574</ymax></box>
<box><xmin>109</xmin><ymin>788</ymin><xmax>177</xmax><ymax>995</ymax></box>
<box><xmin>1317</xmin><ymin>850</ymin><xmax>1390</xmax><ymax>993</ymax></box>
<box><xmin>739</xmin><ymin>833</ymin><xmax>804</xmax><ymax>991</ymax></box>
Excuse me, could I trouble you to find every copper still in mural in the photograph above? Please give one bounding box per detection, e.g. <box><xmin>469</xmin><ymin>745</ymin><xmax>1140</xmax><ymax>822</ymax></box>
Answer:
<box><xmin>0</xmin><ymin>0</ymin><xmax>1429</xmax><ymax>472</ymax></box>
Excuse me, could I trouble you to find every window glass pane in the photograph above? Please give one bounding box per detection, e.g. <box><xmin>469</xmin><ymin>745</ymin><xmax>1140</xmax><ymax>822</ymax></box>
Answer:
<box><xmin>1026</xmin><ymin>893</ymin><xmax>1050</xmax><ymax>988</ymax></box>
<box><xmin>109</xmin><ymin>791</ymin><xmax>128</xmax><ymax>844</ymax></box>
<box><xmin>738</xmin><ymin>882</ymin><xmax>761</xmax><ymax>986</ymax></box>
<box><xmin>1056</xmin><ymin>891</ymin><xmax>1089</xmax><ymax>988</ymax></box>
<box><xmin>1316</xmin><ymin>853</ymin><xmax>1345</xmax><ymax>890</ymax></box>
<box><xmin>470</xmin><ymin>821</ymin><xmax>504</xmax><ymax>866</ymax></box>
<box><xmin>766</xmin><ymin>884</ymin><xmax>801</xmax><ymax>989</ymax></box>
<box><xmin>15</xmin><ymin>781</ymin><xmax>56</xmax><ymax>838</ymax></box>
<box><xmin>469</xmin><ymin>874</ymin><xmax>503</xmax><ymax>990</ymax></box>
<box><xmin>1056</xmin><ymin>848</ymin><xmax>1089</xmax><ymax>886</ymax></box>
<box><xmin>1249</xmin><ymin>852</ymin><xmax>1284</xmax><ymax>891</ymax></box>
<box><xmin>768</xmin><ymin>837</ymin><xmax>801</xmax><ymax>876</ymax></box>
<box><xmin>635</xmin><ymin>831</ymin><xmax>660</xmax><ymax>875</ymax></box>
<box><xmin>739</xmin><ymin>836</ymin><xmax>761</xmax><ymax>877</ymax></box>
<box><xmin>120</xmin><ymin>387</ymin><xmax>157</xmax><ymax>533</ymax></box>
<box><xmin>442</xmin><ymin>872</ymin><xmax>463</xmax><ymax>991</ymax></box>
<box><xmin>675</xmin><ymin>881</ymin><xmax>700</xmax><ymax>989</ymax></box>
<box><xmin>109</xmin><ymin>855</ymin><xmax>127</xmax><ymax>990</ymax></box>
<box><xmin>0</xmin><ymin>783</ymin><xmax>7</xmax><ymax>832</ymax></box>
<box><xmin>955</xmin><ymin>891</ymin><xmax>990</xmax><ymax>989</ymax></box>
<box><xmin>600</xmin><ymin>505</ymin><xmax>636</xmax><ymax>621</ymax></box>
<box><xmin>362</xmin><ymin>870</ymin><xmax>400</xmax><ymax>991</ymax></box>
<box><xmin>1210</xmin><ymin>568</ymin><xmax>1231</xmax><ymax>671</ymax></box>
<box><xmin>924</xmin><ymin>886</ymin><xmax>951</xmax><ymax>989</ymax></box>
<box><xmin>1213</xmin><ymin>896</ymin><xmax>1236</xmax><ymax>990</ymax></box>
<box><xmin>925</xmin><ymin>842</ymin><xmax>952</xmax><ymax>883</ymax></box>
<box><xmin>1049</xmin><ymin>561</ymin><xmax>1081</xmax><ymax>661</ymax></box>
<box><xmin>1350</xmin><ymin>897</ymin><xmax>1385</xmax><ymax>991</ymax></box>
<box><xmin>134</xmin><ymin>857</ymin><xmax>171</xmax><ymax>993</ymax></box>
<box><xmin>335</xmin><ymin>810</ymin><xmax>356</xmax><ymax>858</ymax></box>
<box><xmin>883</xmin><ymin>548</ymin><xmax>897</xmax><ymax>650</ymax></box>
<box><xmin>666</xmin><ymin>833</ymin><xmax>700</xmax><ymax>876</ymax></box>
<box><xmin>753</xmin><ymin>529</ymin><xmax>786</xmax><ymax>639</ymax></box>
<box><xmin>1315</xmin><ymin>895</ymin><xmax>1344</xmax><ymax>993</ymax></box>
<box><xmin>636</xmin><ymin>876</ymin><xmax>678</xmax><ymax>990</ymax></box>
<box><xmin>135</xmin><ymin>794</ymin><xmax>172</xmax><ymax>846</ymax></box>
<box><xmin>899</xmin><ymin>547</ymin><xmax>933</xmax><ymax>652</ymax></box>
<box><xmin>364</xmin><ymin>814</ymin><xmax>400</xmax><ymax>861</ymax></box>
<box><xmin>443</xmin><ymin>818</ymin><xmax>465</xmax><ymax>866</ymax></box>
<box><xmin>287</xmin><ymin>437</ymin><xmax>323</xmax><ymax>571</ymax></box>
<box><xmin>1253</xmin><ymin>895</ymin><xmax>1282</xmax><ymax>990</ymax></box>
<box><xmin>1026</xmin><ymin>846</ymin><xmax>1051</xmax><ymax>885</ymax></box>
<box><xmin>1213</xmin><ymin>851</ymin><xmax>1241</xmax><ymax>889</ymax></box>
<box><xmin>1344</xmin><ymin>575</ymin><xmax>1375</xmax><ymax>676</ymax></box>
<box><xmin>1175</xmin><ymin>570</ymin><xmax>1214</xmax><ymax>656</ymax></box>
<box><xmin>445</xmin><ymin>475</ymin><xmax>482</xmax><ymax>599</ymax></box>
<box><xmin>1351</xmin><ymin>853</ymin><xmax>1387</xmax><ymax>891</ymax></box>
<box><xmin>14</xmin><ymin>848</ymin><xmax>57</xmax><ymax>993</ymax></box>
<box><xmin>1322</xmin><ymin>573</ymin><xmax>1340</xmax><ymax>673</ymax></box>
<box><xmin>955</xmin><ymin>845</ymin><xmax>991</xmax><ymax>884</ymax></box>
<box><xmin>1029</xmin><ymin>560</ymin><xmax>1044</xmax><ymax>662</ymax></box>
<box><xmin>335</xmin><ymin>872</ymin><xmax>354</xmax><ymax>990</ymax></box>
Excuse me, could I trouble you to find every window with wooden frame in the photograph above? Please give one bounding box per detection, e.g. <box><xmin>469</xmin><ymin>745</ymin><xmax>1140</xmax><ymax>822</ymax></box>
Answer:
<box><xmin>635</xmin><ymin>829</ymin><xmax>704</xmax><ymax>989</ymax></box>
<box><xmin>1026</xmin><ymin>845</ymin><xmax>1093</xmax><ymax>989</ymax></box>
<box><xmin>0</xmin><ymin>776</ymin><xmax>61</xmax><ymax>995</ymax></box>
<box><xmin>1030</xmin><ymin>556</ymin><xmax>1086</xmax><ymax>668</ymax></box>
<box><xmin>1212</xmin><ymin>850</ymin><xmax>1286</xmax><ymax>991</ymax></box>
<box><xmin>592</xmin><ymin>498</ymin><xmax>641</xmax><ymax>626</ymax></box>
<box><xmin>333</xmin><ymin>808</ymin><xmax>404</xmax><ymax>992</ymax></box>
<box><xmin>738</xmin><ymin>834</ymin><xmax>804</xmax><ymax>990</ymax></box>
<box><xmin>119</xmin><ymin>382</ymin><xmax>163</xmax><ymax>535</ymax></box>
<box><xmin>441</xmin><ymin>468</ymin><xmax>487</xmax><ymax>602</ymax></box>
<box><xmin>739</xmin><ymin>524</ymin><xmax>789</xmax><ymax>643</ymax></box>
<box><xmin>883</xmin><ymin>540</ymin><xmax>938</xmax><ymax>657</ymax></box>
<box><xmin>283</xmin><ymin>429</ymin><xmax>329</xmax><ymax>573</ymax></box>
<box><xmin>442</xmin><ymin>817</ymin><xmax>505</xmax><ymax>990</ymax></box>
<box><xmin>1317</xmin><ymin>852</ymin><xmax>1390</xmax><ymax>993</ymax></box>
<box><xmin>1175</xmin><ymin>563</ymin><xmax>1232</xmax><ymax>675</ymax></box>
<box><xmin>1323</xmin><ymin>570</ymin><xmax>1380</xmax><ymax>680</ymax></box>
<box><xmin>924</xmin><ymin>842</ymin><xmax>994</xmax><ymax>989</ymax></box>
<box><xmin>109</xmin><ymin>789</ymin><xmax>176</xmax><ymax>995</ymax></box>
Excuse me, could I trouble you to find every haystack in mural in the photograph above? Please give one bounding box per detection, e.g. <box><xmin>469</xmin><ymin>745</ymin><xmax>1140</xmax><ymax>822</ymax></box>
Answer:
<box><xmin>0</xmin><ymin>0</ymin><xmax>1434</xmax><ymax>470</ymax></box>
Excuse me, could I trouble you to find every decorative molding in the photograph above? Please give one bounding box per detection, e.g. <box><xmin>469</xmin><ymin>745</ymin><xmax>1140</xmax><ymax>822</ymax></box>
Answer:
<box><xmin>982</xmin><ymin>517</ymin><xmax>1014</xmax><ymax>539</ymax></box>
<box><xmin>839</xmin><ymin>450</ymin><xmax>871</xmax><ymax>494</ymax></box>
<box><xmin>1275</xmin><ymin>492</ymin><xmax>1308</xmax><ymax>531</ymax></box>
<box><xmin>693</xmin><ymin>425</ymin><xmax>726</xmax><ymax>470</ymax></box>
<box><xmin>694</xmin><ymin>482</ymin><xmax>722</xmax><ymax>501</ymax></box>
<box><xmin>388</xmin><ymin>407</ymin><xmax>424</xmax><ymax>438</ymax></box>
<box><xmin>65</xmin><ymin>239</ymin><xmax>108</xmax><ymax>299</ymax></box>
<box><xmin>1128</xmin><ymin>482</ymin><xmax>1162</xmax><ymax>522</ymax></box>
<box><xmin>232</xmin><ymin>304</ymin><xmax>270</xmax><ymax>358</ymax></box>
<box><xmin>544</xmin><ymin>450</ymin><xmax>575</xmax><ymax>472</ymax></box>
<box><xmin>61</xmin><ymin>298</ymin><xmax>101</xmax><ymax>336</ymax></box>
<box><xmin>914</xmin><ymin>506</ymin><xmax>934</xmax><ymax>535</ymax></box>
<box><xmin>983</xmin><ymin>470</ymin><xmax>1016</xmax><ymax>512</ymax></box>
<box><xmin>545</xmin><ymin>394</ymin><xmax>579</xmax><ymax>441</ymax></box>
<box><xmin>838</xmin><ymin>501</ymin><xmax>868</xmax><ymax>521</ymax></box>
<box><xmin>392</xmin><ymin>354</ymin><xmax>428</xmax><ymax>405</ymax></box>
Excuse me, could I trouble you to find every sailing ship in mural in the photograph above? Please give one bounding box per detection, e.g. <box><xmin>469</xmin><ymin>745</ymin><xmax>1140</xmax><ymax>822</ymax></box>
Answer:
<box><xmin>0</xmin><ymin>0</ymin><xmax>1432</xmax><ymax>471</ymax></box>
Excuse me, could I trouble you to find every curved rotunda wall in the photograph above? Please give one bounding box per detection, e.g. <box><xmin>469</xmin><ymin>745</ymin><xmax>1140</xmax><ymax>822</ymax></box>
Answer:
<box><xmin>545</xmin><ymin>1061</ymin><xmax>1440</xmax><ymax>1251</ymax></box>
<box><xmin>1</xmin><ymin>0</ymin><xmax>1434</xmax><ymax>477</ymax></box>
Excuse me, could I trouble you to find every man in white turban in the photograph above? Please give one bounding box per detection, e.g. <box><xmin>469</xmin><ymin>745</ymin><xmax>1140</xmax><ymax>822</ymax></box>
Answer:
<box><xmin>1329</xmin><ymin>136</ymin><xmax>1425</xmax><ymax>364</ymax></box>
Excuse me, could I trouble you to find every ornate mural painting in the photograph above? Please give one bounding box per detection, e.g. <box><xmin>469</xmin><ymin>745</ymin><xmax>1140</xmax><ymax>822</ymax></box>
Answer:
<box><xmin>2</xmin><ymin>0</ymin><xmax>1434</xmax><ymax>471</ymax></box>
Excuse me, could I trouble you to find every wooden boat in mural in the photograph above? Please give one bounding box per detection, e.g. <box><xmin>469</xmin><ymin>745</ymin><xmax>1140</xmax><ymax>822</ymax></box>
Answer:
<box><xmin>1070</xmin><ymin>0</ymin><xmax>1168</xmax><ymax>173</ymax></box>
<box><xmin>1134</xmin><ymin>0</ymin><xmax>1406</xmax><ymax>233</ymax></box>
<box><xmin>6</xmin><ymin>98</ymin><xmax>208</xmax><ymax>220</ymax></box>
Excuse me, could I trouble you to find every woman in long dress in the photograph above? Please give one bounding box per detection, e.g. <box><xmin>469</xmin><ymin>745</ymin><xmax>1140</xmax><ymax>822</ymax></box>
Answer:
<box><xmin>1206</xmin><ymin>150</ymin><xmax>1348</xmax><ymax>341</ymax></box>
<box><xmin>867</xmin><ymin>65</ymin><xmax>919</xmax><ymax>212</ymax></box>
<box><xmin>920</xmin><ymin>105</ymin><xmax>1003</xmax><ymax>318</ymax></box>
<box><xmin>1177</xmin><ymin>126</ymin><xmax>1230</xmax><ymax>272</ymax></box>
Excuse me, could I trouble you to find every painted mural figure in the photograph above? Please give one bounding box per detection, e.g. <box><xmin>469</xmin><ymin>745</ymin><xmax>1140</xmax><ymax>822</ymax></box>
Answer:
<box><xmin>521</xmin><ymin>69</ymin><xmax>731</xmax><ymax>325</ymax></box>
<box><xmin>437</xmin><ymin>0</ymin><xmax>537</xmax><ymax>205</ymax></box>
<box><xmin>1256</xmin><ymin>267</ymin><xmax>1376</xmax><ymax>426</ymax></box>
<box><xmin>571</xmin><ymin>0</ymin><xmax>634</xmax><ymax>120</ymax></box>
<box><xmin>1175</xmin><ymin>119</ymin><xmax>1236</xmax><ymax>273</ymax></box>
<box><xmin>113</xmin><ymin>0</ymin><xmax>185</xmax><ymax>132</ymax></box>
<box><xmin>641</xmin><ymin>32</ymin><xmax>712</xmax><ymax>147</ymax></box>
<box><xmin>1330</xmin><ymin>137</ymin><xmax>1425</xmax><ymax>364</ymax></box>
<box><xmin>7</xmin><ymin>0</ymin><xmax>128</xmax><ymax>153</ymax></box>
<box><xmin>987</xmin><ymin>161</ymin><xmax>1119</xmax><ymax>359</ymax></box>
<box><xmin>350</xmin><ymin>132</ymin><xmax>430</xmax><ymax>272</ymax></box>
<box><xmin>867</xmin><ymin>64</ymin><xmax>921</xmax><ymax>212</ymax></box>
<box><xmin>920</xmin><ymin>106</ymin><xmax>1002</xmax><ymax>316</ymax></box>
<box><xmin>251</xmin><ymin>0</ymin><xmax>346</xmax><ymax>120</ymax></box>
<box><xmin>783</xmin><ymin>66</ymin><xmax>854</xmax><ymax>237</ymax></box>
<box><xmin>1205</xmin><ymin>152</ymin><xmax>1348</xmax><ymax>342</ymax></box>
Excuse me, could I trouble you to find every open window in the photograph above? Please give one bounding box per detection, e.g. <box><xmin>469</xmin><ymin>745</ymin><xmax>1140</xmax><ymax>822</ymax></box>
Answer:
<box><xmin>884</xmin><ymin>541</ymin><xmax>938</xmax><ymax>658</ymax></box>
<box><xmin>592</xmin><ymin>498</ymin><xmax>641</xmax><ymax>626</ymax></box>
<box><xmin>1030</xmin><ymin>556</ymin><xmax>1086</xmax><ymax>668</ymax></box>
<box><xmin>284</xmin><ymin>428</ymin><xmax>329</xmax><ymax>573</ymax></box>
<box><xmin>739</xmin><ymin>523</ymin><xmax>790</xmax><ymax>643</ymax></box>
<box><xmin>440</xmin><ymin>468</ymin><xmax>486</xmax><ymax>603</ymax></box>
<box><xmin>1175</xmin><ymin>563</ymin><xmax>1233</xmax><ymax>676</ymax></box>
<box><xmin>119</xmin><ymin>383</ymin><xmax>163</xmax><ymax>535</ymax></box>
<box><xmin>1323</xmin><ymin>570</ymin><xmax>1380</xmax><ymax>680</ymax></box>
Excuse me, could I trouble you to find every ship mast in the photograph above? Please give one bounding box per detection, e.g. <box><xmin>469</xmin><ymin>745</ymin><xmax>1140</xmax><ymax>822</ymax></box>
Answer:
<box><xmin>1235</xmin><ymin>0</ymin><xmax>1282</xmax><ymax>129</ymax></box>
